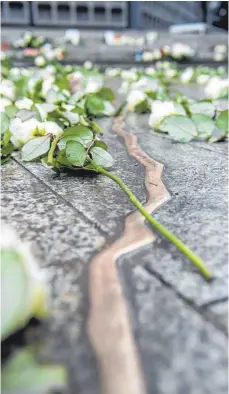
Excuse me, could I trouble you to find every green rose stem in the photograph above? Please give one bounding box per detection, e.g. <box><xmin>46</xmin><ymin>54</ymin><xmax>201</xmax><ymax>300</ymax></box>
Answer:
<box><xmin>47</xmin><ymin>132</ymin><xmax>63</xmax><ymax>166</ymax></box>
<box><xmin>89</xmin><ymin>158</ymin><xmax>213</xmax><ymax>280</ymax></box>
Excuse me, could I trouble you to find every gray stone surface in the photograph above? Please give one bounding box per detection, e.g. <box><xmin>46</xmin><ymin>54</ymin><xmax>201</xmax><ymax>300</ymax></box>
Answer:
<box><xmin>125</xmin><ymin>124</ymin><xmax>228</xmax><ymax>306</ymax></box>
<box><xmin>1</xmin><ymin>160</ymin><xmax>104</xmax><ymax>394</ymax></box>
<box><xmin>1</xmin><ymin>75</ymin><xmax>228</xmax><ymax>394</ymax></box>
<box><xmin>204</xmin><ymin>301</ymin><xmax>228</xmax><ymax>332</ymax></box>
<box><xmin>120</xmin><ymin>263</ymin><xmax>227</xmax><ymax>394</ymax></box>
<box><xmin>15</xmin><ymin>110</ymin><xmax>228</xmax><ymax>307</ymax></box>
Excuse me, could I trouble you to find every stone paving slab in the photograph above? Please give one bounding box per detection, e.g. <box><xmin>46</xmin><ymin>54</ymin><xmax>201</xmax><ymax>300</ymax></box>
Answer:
<box><xmin>120</xmin><ymin>263</ymin><xmax>227</xmax><ymax>394</ymax></box>
<box><xmin>1</xmin><ymin>160</ymin><xmax>105</xmax><ymax>394</ymax></box>
<box><xmin>1</xmin><ymin>78</ymin><xmax>228</xmax><ymax>393</ymax></box>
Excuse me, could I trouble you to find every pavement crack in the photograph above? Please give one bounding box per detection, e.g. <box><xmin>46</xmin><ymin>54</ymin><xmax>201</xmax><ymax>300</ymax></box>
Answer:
<box><xmin>142</xmin><ymin>264</ymin><xmax>228</xmax><ymax>336</ymax></box>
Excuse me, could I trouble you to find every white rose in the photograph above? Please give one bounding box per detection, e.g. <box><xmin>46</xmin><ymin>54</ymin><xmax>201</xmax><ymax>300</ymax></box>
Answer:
<box><xmin>196</xmin><ymin>74</ymin><xmax>210</xmax><ymax>85</ymax></box>
<box><xmin>85</xmin><ymin>77</ymin><xmax>103</xmax><ymax>93</ymax></box>
<box><xmin>142</xmin><ymin>52</ymin><xmax>153</xmax><ymax>62</ymax></box>
<box><xmin>214</xmin><ymin>53</ymin><xmax>225</xmax><ymax>62</ymax></box>
<box><xmin>10</xmin><ymin>67</ymin><xmax>21</xmax><ymax>77</ymax></box>
<box><xmin>121</xmin><ymin>70</ymin><xmax>138</xmax><ymax>82</ymax></box>
<box><xmin>149</xmin><ymin>101</ymin><xmax>185</xmax><ymax>129</ymax></box>
<box><xmin>127</xmin><ymin>90</ymin><xmax>146</xmax><ymax>111</ymax></box>
<box><xmin>145</xmin><ymin>67</ymin><xmax>156</xmax><ymax>76</ymax></box>
<box><xmin>35</xmin><ymin>103</ymin><xmax>56</xmax><ymax>121</ymax></box>
<box><xmin>10</xmin><ymin>118</ymin><xmax>43</xmax><ymax>147</ymax></box>
<box><xmin>205</xmin><ymin>77</ymin><xmax>229</xmax><ymax>99</ymax></box>
<box><xmin>165</xmin><ymin>69</ymin><xmax>177</xmax><ymax>79</ymax></box>
<box><xmin>180</xmin><ymin>67</ymin><xmax>194</xmax><ymax>84</ymax></box>
<box><xmin>0</xmin><ymin>98</ymin><xmax>12</xmax><ymax>112</ymax></box>
<box><xmin>172</xmin><ymin>43</ymin><xmax>194</xmax><ymax>59</ymax></box>
<box><xmin>63</xmin><ymin>111</ymin><xmax>80</xmax><ymax>124</ymax></box>
<box><xmin>105</xmin><ymin>68</ymin><xmax>120</xmax><ymax>78</ymax></box>
<box><xmin>84</xmin><ymin>61</ymin><xmax>93</xmax><ymax>70</ymax></box>
<box><xmin>43</xmin><ymin>121</ymin><xmax>62</xmax><ymax>136</ymax></box>
<box><xmin>0</xmin><ymin>79</ymin><xmax>16</xmax><ymax>100</ymax></box>
<box><xmin>214</xmin><ymin>44</ymin><xmax>227</xmax><ymax>54</ymax></box>
<box><xmin>42</xmin><ymin>77</ymin><xmax>56</xmax><ymax>96</ymax></box>
<box><xmin>152</xmin><ymin>49</ymin><xmax>161</xmax><ymax>60</ymax></box>
<box><xmin>35</xmin><ymin>56</ymin><xmax>46</xmax><ymax>67</ymax></box>
<box><xmin>15</xmin><ymin>98</ymin><xmax>33</xmax><ymax>110</ymax></box>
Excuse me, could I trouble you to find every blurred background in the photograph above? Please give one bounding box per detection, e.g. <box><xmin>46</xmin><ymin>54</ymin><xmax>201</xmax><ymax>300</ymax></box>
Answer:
<box><xmin>1</xmin><ymin>1</ymin><xmax>228</xmax><ymax>30</ymax></box>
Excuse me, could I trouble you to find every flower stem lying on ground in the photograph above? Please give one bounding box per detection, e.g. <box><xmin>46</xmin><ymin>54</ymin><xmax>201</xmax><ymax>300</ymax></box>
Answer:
<box><xmin>90</xmin><ymin>159</ymin><xmax>213</xmax><ymax>280</ymax></box>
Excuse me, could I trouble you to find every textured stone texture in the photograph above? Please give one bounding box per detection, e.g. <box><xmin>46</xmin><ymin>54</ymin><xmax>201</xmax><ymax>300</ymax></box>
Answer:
<box><xmin>1</xmin><ymin>160</ymin><xmax>104</xmax><ymax>394</ymax></box>
<box><xmin>120</xmin><ymin>263</ymin><xmax>228</xmax><ymax>394</ymax></box>
<box><xmin>1</xmin><ymin>74</ymin><xmax>228</xmax><ymax>394</ymax></box>
<box><xmin>123</xmin><ymin>121</ymin><xmax>228</xmax><ymax>306</ymax></box>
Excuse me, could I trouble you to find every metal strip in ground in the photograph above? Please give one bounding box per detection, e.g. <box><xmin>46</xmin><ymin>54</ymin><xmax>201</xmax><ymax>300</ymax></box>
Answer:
<box><xmin>87</xmin><ymin>114</ymin><xmax>170</xmax><ymax>394</ymax></box>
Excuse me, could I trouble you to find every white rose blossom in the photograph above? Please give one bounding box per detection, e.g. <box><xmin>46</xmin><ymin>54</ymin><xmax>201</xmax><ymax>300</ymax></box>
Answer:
<box><xmin>205</xmin><ymin>77</ymin><xmax>229</xmax><ymax>99</ymax></box>
<box><xmin>0</xmin><ymin>97</ymin><xmax>12</xmax><ymax>112</ymax></box>
<box><xmin>180</xmin><ymin>68</ymin><xmax>194</xmax><ymax>84</ymax></box>
<box><xmin>149</xmin><ymin>101</ymin><xmax>186</xmax><ymax>129</ymax></box>
<box><xmin>15</xmin><ymin>97</ymin><xmax>33</xmax><ymax>110</ymax></box>
<box><xmin>63</xmin><ymin>111</ymin><xmax>80</xmax><ymax>124</ymax></box>
<box><xmin>10</xmin><ymin>118</ymin><xmax>62</xmax><ymax>147</ymax></box>
<box><xmin>0</xmin><ymin>79</ymin><xmax>16</xmax><ymax>100</ymax></box>
<box><xmin>35</xmin><ymin>56</ymin><xmax>46</xmax><ymax>67</ymax></box>
<box><xmin>127</xmin><ymin>90</ymin><xmax>146</xmax><ymax>111</ymax></box>
<box><xmin>35</xmin><ymin>103</ymin><xmax>56</xmax><ymax>121</ymax></box>
<box><xmin>196</xmin><ymin>74</ymin><xmax>210</xmax><ymax>85</ymax></box>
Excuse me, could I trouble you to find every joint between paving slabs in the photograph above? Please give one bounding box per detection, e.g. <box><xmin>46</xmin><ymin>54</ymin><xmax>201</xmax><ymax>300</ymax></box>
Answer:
<box><xmin>142</xmin><ymin>264</ymin><xmax>228</xmax><ymax>336</ymax></box>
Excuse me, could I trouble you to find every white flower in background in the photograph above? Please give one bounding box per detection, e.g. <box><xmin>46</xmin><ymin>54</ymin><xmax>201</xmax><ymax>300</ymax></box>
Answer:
<box><xmin>165</xmin><ymin>69</ymin><xmax>177</xmax><ymax>79</ymax></box>
<box><xmin>196</xmin><ymin>74</ymin><xmax>210</xmax><ymax>85</ymax></box>
<box><xmin>118</xmin><ymin>80</ymin><xmax>130</xmax><ymax>94</ymax></box>
<box><xmin>68</xmin><ymin>71</ymin><xmax>83</xmax><ymax>93</ymax></box>
<box><xmin>214</xmin><ymin>44</ymin><xmax>227</xmax><ymax>54</ymax></box>
<box><xmin>142</xmin><ymin>52</ymin><xmax>153</xmax><ymax>62</ymax></box>
<box><xmin>180</xmin><ymin>67</ymin><xmax>194</xmax><ymax>84</ymax></box>
<box><xmin>15</xmin><ymin>98</ymin><xmax>33</xmax><ymax>110</ymax></box>
<box><xmin>146</xmin><ymin>32</ymin><xmax>158</xmax><ymax>43</ymax></box>
<box><xmin>23</xmin><ymin>31</ymin><xmax>32</xmax><ymax>43</ymax></box>
<box><xmin>35</xmin><ymin>103</ymin><xmax>56</xmax><ymax>121</ymax></box>
<box><xmin>103</xmin><ymin>101</ymin><xmax>115</xmax><ymax>116</ymax></box>
<box><xmin>105</xmin><ymin>68</ymin><xmax>120</xmax><ymax>78</ymax></box>
<box><xmin>127</xmin><ymin>90</ymin><xmax>146</xmax><ymax>111</ymax></box>
<box><xmin>45</xmin><ymin>65</ymin><xmax>56</xmax><ymax>74</ymax></box>
<box><xmin>136</xmin><ymin>37</ymin><xmax>145</xmax><ymax>46</ymax></box>
<box><xmin>145</xmin><ymin>67</ymin><xmax>156</xmax><ymax>76</ymax></box>
<box><xmin>0</xmin><ymin>79</ymin><xmax>16</xmax><ymax>100</ymax></box>
<box><xmin>42</xmin><ymin>121</ymin><xmax>62</xmax><ymax>135</ymax></box>
<box><xmin>84</xmin><ymin>61</ymin><xmax>93</xmax><ymax>70</ymax></box>
<box><xmin>121</xmin><ymin>70</ymin><xmax>138</xmax><ymax>82</ymax></box>
<box><xmin>10</xmin><ymin>118</ymin><xmax>43</xmax><ymax>147</ymax></box>
<box><xmin>162</xmin><ymin>45</ymin><xmax>170</xmax><ymax>55</ymax></box>
<box><xmin>42</xmin><ymin>77</ymin><xmax>56</xmax><ymax>96</ymax></box>
<box><xmin>63</xmin><ymin>111</ymin><xmax>80</xmax><ymax>124</ymax></box>
<box><xmin>62</xmin><ymin>103</ymin><xmax>75</xmax><ymax>111</ymax></box>
<box><xmin>0</xmin><ymin>51</ymin><xmax>6</xmax><ymax>60</ymax></box>
<box><xmin>149</xmin><ymin>100</ymin><xmax>185</xmax><ymax>129</ymax></box>
<box><xmin>34</xmin><ymin>55</ymin><xmax>46</xmax><ymax>67</ymax></box>
<box><xmin>171</xmin><ymin>43</ymin><xmax>194</xmax><ymax>59</ymax></box>
<box><xmin>85</xmin><ymin>77</ymin><xmax>103</xmax><ymax>93</ymax></box>
<box><xmin>214</xmin><ymin>53</ymin><xmax>225</xmax><ymax>62</ymax></box>
<box><xmin>10</xmin><ymin>67</ymin><xmax>21</xmax><ymax>78</ymax></box>
<box><xmin>152</xmin><ymin>49</ymin><xmax>161</xmax><ymax>60</ymax></box>
<box><xmin>205</xmin><ymin>77</ymin><xmax>229</xmax><ymax>99</ymax></box>
<box><xmin>0</xmin><ymin>97</ymin><xmax>12</xmax><ymax>112</ymax></box>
